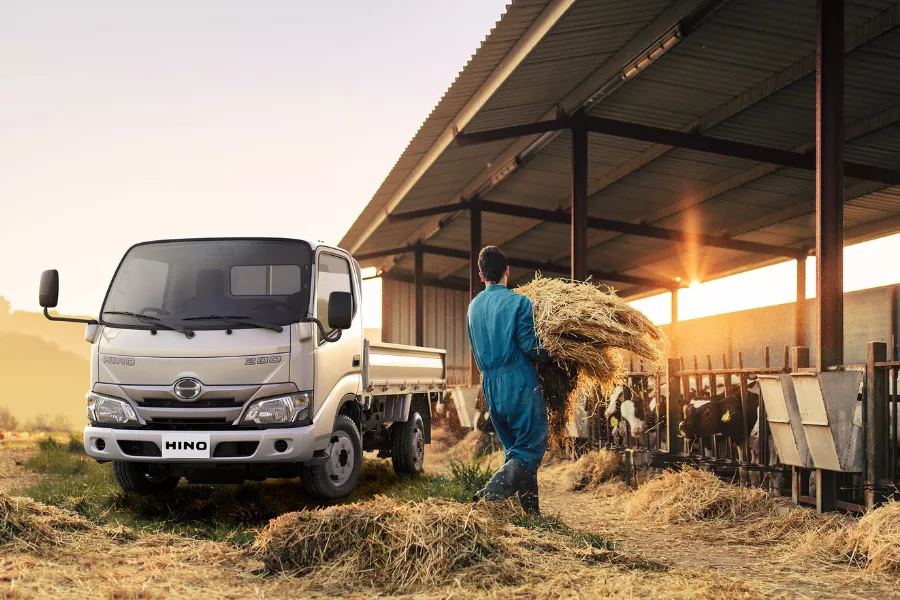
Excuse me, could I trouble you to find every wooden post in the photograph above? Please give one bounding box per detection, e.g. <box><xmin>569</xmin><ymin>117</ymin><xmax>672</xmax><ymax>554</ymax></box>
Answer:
<box><xmin>866</xmin><ymin>341</ymin><xmax>888</xmax><ymax>510</ymax></box>
<box><xmin>666</xmin><ymin>357</ymin><xmax>683</xmax><ymax>456</ymax></box>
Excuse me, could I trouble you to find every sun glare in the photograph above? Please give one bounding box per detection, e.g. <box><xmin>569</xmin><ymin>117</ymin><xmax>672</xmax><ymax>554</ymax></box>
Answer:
<box><xmin>629</xmin><ymin>231</ymin><xmax>900</xmax><ymax>325</ymax></box>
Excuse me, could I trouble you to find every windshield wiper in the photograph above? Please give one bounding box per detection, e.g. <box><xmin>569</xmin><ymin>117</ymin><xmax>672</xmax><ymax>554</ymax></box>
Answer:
<box><xmin>181</xmin><ymin>314</ymin><xmax>283</xmax><ymax>333</ymax></box>
<box><xmin>102</xmin><ymin>311</ymin><xmax>195</xmax><ymax>338</ymax></box>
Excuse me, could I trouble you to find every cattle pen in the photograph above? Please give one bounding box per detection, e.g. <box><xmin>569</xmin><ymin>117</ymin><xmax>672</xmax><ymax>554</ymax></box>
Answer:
<box><xmin>341</xmin><ymin>0</ymin><xmax>900</xmax><ymax>517</ymax></box>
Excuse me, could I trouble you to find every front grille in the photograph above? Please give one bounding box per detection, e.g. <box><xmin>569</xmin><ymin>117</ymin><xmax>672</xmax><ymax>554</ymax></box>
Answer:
<box><xmin>147</xmin><ymin>418</ymin><xmax>232</xmax><ymax>431</ymax></box>
<box><xmin>141</xmin><ymin>397</ymin><xmax>240</xmax><ymax>408</ymax></box>
<box><xmin>117</xmin><ymin>440</ymin><xmax>162</xmax><ymax>457</ymax></box>
<box><xmin>213</xmin><ymin>441</ymin><xmax>259</xmax><ymax>458</ymax></box>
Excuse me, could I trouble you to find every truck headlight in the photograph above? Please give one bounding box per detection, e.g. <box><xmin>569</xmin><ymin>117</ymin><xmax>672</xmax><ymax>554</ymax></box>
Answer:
<box><xmin>241</xmin><ymin>392</ymin><xmax>311</xmax><ymax>425</ymax></box>
<box><xmin>87</xmin><ymin>392</ymin><xmax>139</xmax><ymax>425</ymax></box>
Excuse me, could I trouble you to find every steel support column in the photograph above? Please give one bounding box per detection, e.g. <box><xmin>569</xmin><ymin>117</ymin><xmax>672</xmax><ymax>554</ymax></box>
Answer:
<box><xmin>815</xmin><ymin>0</ymin><xmax>843</xmax><ymax>515</ymax></box>
<box><xmin>815</xmin><ymin>0</ymin><xmax>844</xmax><ymax>373</ymax></box>
<box><xmin>670</xmin><ymin>290</ymin><xmax>679</xmax><ymax>358</ymax></box>
<box><xmin>469</xmin><ymin>204</ymin><xmax>482</xmax><ymax>385</ymax></box>
<box><xmin>414</xmin><ymin>246</ymin><xmax>424</xmax><ymax>347</ymax></box>
<box><xmin>571</xmin><ymin>126</ymin><xmax>588</xmax><ymax>281</ymax></box>
<box><xmin>796</xmin><ymin>255</ymin><xmax>808</xmax><ymax>347</ymax></box>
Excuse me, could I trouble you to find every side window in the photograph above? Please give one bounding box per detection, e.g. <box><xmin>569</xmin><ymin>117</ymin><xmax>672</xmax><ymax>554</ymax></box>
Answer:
<box><xmin>231</xmin><ymin>264</ymin><xmax>302</xmax><ymax>296</ymax></box>
<box><xmin>316</xmin><ymin>254</ymin><xmax>354</xmax><ymax>321</ymax></box>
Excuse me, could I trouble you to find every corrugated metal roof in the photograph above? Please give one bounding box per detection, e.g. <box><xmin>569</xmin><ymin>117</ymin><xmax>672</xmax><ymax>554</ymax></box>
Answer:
<box><xmin>341</xmin><ymin>0</ymin><xmax>900</xmax><ymax>298</ymax></box>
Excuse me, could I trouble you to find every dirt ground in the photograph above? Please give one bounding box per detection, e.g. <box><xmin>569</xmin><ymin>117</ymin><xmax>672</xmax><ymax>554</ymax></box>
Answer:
<box><xmin>2</xmin><ymin>432</ymin><xmax>900</xmax><ymax>599</ymax></box>
<box><xmin>539</xmin><ymin>463</ymin><xmax>900</xmax><ymax>600</ymax></box>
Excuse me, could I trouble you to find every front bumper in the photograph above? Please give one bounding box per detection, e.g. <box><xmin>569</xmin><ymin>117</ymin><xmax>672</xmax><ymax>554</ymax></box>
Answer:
<box><xmin>83</xmin><ymin>425</ymin><xmax>318</xmax><ymax>463</ymax></box>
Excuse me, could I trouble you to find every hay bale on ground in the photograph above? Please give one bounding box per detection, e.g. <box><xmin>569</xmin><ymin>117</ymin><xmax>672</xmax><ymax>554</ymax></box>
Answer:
<box><xmin>0</xmin><ymin>489</ymin><xmax>97</xmax><ymax>549</ymax></box>
<box><xmin>568</xmin><ymin>450</ymin><xmax>623</xmax><ymax>491</ymax></box>
<box><xmin>626</xmin><ymin>469</ymin><xmax>775</xmax><ymax>524</ymax></box>
<box><xmin>792</xmin><ymin>499</ymin><xmax>900</xmax><ymax>573</ymax></box>
<box><xmin>843</xmin><ymin>499</ymin><xmax>900</xmax><ymax>572</ymax></box>
<box><xmin>253</xmin><ymin>496</ymin><xmax>510</xmax><ymax>591</ymax></box>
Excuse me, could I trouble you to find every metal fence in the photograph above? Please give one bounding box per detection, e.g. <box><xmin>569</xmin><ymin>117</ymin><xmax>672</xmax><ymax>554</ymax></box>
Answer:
<box><xmin>595</xmin><ymin>341</ymin><xmax>900</xmax><ymax>513</ymax></box>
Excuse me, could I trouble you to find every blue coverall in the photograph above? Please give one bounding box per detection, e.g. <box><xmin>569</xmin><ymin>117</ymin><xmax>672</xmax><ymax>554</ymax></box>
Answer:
<box><xmin>466</xmin><ymin>284</ymin><xmax>549</xmax><ymax>474</ymax></box>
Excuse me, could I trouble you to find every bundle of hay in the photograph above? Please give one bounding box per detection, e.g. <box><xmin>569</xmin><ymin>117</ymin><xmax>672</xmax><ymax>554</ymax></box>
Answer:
<box><xmin>625</xmin><ymin>469</ymin><xmax>773</xmax><ymax>524</ymax></box>
<box><xmin>841</xmin><ymin>499</ymin><xmax>900</xmax><ymax>572</ymax></box>
<box><xmin>516</xmin><ymin>276</ymin><xmax>664</xmax><ymax>441</ymax></box>
<box><xmin>253</xmin><ymin>496</ymin><xmax>510</xmax><ymax>591</ymax></box>
<box><xmin>0</xmin><ymin>490</ymin><xmax>97</xmax><ymax>549</ymax></box>
<box><xmin>568</xmin><ymin>450</ymin><xmax>623</xmax><ymax>491</ymax></box>
<box><xmin>793</xmin><ymin>499</ymin><xmax>900</xmax><ymax>573</ymax></box>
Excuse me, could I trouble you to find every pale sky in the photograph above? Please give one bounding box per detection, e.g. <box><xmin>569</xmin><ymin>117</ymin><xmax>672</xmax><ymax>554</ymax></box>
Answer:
<box><xmin>5</xmin><ymin>1</ymin><xmax>900</xmax><ymax>330</ymax></box>
<box><xmin>1</xmin><ymin>0</ymin><xmax>509</xmax><ymax>316</ymax></box>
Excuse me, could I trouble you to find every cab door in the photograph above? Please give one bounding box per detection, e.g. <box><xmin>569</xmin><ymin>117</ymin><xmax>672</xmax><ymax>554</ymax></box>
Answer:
<box><xmin>313</xmin><ymin>250</ymin><xmax>362</xmax><ymax>412</ymax></box>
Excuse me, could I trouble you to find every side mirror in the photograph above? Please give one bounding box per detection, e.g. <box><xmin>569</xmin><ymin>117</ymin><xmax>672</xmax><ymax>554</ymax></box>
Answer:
<box><xmin>85</xmin><ymin>323</ymin><xmax>101</xmax><ymax>344</ymax></box>
<box><xmin>327</xmin><ymin>291</ymin><xmax>352</xmax><ymax>330</ymax></box>
<box><xmin>39</xmin><ymin>270</ymin><xmax>60</xmax><ymax>308</ymax></box>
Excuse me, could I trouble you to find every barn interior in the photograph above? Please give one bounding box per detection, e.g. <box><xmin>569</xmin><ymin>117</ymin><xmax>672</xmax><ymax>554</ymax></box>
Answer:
<box><xmin>341</xmin><ymin>0</ymin><xmax>900</xmax><ymax>513</ymax></box>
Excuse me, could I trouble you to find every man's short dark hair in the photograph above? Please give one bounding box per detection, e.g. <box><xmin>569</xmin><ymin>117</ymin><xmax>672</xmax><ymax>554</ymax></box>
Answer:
<box><xmin>478</xmin><ymin>246</ymin><xmax>508</xmax><ymax>284</ymax></box>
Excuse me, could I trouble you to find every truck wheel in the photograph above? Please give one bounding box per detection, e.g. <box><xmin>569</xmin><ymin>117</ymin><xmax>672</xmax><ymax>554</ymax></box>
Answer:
<box><xmin>392</xmin><ymin>412</ymin><xmax>426</xmax><ymax>476</ymax></box>
<box><xmin>112</xmin><ymin>461</ymin><xmax>179</xmax><ymax>495</ymax></box>
<box><xmin>301</xmin><ymin>415</ymin><xmax>362</xmax><ymax>500</ymax></box>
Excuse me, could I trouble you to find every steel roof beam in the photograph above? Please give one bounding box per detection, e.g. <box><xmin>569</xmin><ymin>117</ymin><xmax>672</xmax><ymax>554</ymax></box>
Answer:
<box><xmin>478</xmin><ymin>200</ymin><xmax>806</xmax><ymax>259</ymax></box>
<box><xmin>390</xmin><ymin>199</ymin><xmax>806</xmax><ymax>259</ymax></box>
<box><xmin>387</xmin><ymin>202</ymin><xmax>469</xmax><ymax>223</ymax></box>
<box><xmin>454</xmin><ymin>116</ymin><xmax>900</xmax><ymax>186</ymax></box>
<box><xmin>368</xmin><ymin>271</ymin><xmax>470</xmax><ymax>293</ymax></box>
<box><xmin>358</xmin><ymin>243</ymin><xmax>679</xmax><ymax>290</ymax></box>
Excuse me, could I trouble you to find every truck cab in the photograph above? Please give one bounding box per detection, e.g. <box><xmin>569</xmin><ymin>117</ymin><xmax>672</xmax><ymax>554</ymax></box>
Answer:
<box><xmin>38</xmin><ymin>237</ymin><xmax>446</xmax><ymax>499</ymax></box>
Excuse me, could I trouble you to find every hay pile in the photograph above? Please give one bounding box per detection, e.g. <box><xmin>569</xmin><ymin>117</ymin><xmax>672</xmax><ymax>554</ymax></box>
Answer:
<box><xmin>252</xmin><ymin>495</ymin><xmax>654</xmax><ymax>594</ymax></box>
<box><xmin>791</xmin><ymin>500</ymin><xmax>900</xmax><ymax>574</ymax></box>
<box><xmin>0</xmin><ymin>489</ymin><xmax>97</xmax><ymax>549</ymax></box>
<box><xmin>516</xmin><ymin>276</ymin><xmax>664</xmax><ymax>441</ymax></box>
<box><xmin>625</xmin><ymin>469</ymin><xmax>775</xmax><ymax>524</ymax></box>
<box><xmin>253</xmin><ymin>496</ymin><xmax>506</xmax><ymax>590</ymax></box>
<box><xmin>568</xmin><ymin>450</ymin><xmax>623</xmax><ymax>491</ymax></box>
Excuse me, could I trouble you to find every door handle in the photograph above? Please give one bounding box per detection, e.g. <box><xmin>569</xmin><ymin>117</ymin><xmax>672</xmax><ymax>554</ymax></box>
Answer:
<box><xmin>352</xmin><ymin>355</ymin><xmax>361</xmax><ymax>367</ymax></box>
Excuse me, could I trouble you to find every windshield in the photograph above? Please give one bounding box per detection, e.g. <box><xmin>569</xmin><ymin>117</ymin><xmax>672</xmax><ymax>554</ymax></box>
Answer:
<box><xmin>101</xmin><ymin>239</ymin><xmax>313</xmax><ymax>330</ymax></box>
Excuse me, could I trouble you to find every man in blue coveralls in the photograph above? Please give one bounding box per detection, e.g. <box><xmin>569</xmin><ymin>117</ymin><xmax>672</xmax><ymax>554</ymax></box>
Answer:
<box><xmin>467</xmin><ymin>246</ymin><xmax>549</xmax><ymax>514</ymax></box>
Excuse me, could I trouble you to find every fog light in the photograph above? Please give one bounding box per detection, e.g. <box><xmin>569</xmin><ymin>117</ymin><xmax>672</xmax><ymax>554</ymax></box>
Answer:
<box><xmin>273</xmin><ymin>439</ymin><xmax>288</xmax><ymax>453</ymax></box>
<box><xmin>95</xmin><ymin>439</ymin><xmax>106</xmax><ymax>451</ymax></box>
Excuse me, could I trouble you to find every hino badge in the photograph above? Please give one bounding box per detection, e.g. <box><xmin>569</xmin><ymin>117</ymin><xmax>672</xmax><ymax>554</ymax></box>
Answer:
<box><xmin>39</xmin><ymin>238</ymin><xmax>446</xmax><ymax>499</ymax></box>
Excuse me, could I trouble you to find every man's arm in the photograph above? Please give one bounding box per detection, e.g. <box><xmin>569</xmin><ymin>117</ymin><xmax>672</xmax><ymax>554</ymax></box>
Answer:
<box><xmin>515</xmin><ymin>297</ymin><xmax>550</xmax><ymax>362</ymax></box>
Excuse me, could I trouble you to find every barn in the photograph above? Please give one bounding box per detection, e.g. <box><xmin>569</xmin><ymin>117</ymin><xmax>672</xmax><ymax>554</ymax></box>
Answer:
<box><xmin>340</xmin><ymin>0</ymin><xmax>900</xmax><ymax>514</ymax></box>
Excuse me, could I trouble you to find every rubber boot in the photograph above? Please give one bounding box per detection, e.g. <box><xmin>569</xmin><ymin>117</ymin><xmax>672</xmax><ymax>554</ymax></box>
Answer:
<box><xmin>474</xmin><ymin>458</ymin><xmax>528</xmax><ymax>502</ymax></box>
<box><xmin>518</xmin><ymin>469</ymin><xmax>540</xmax><ymax>515</ymax></box>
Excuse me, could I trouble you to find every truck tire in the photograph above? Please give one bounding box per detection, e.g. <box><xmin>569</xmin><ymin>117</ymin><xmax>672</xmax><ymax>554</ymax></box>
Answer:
<box><xmin>392</xmin><ymin>411</ymin><xmax>426</xmax><ymax>476</ymax></box>
<box><xmin>112</xmin><ymin>461</ymin><xmax>179</xmax><ymax>495</ymax></box>
<box><xmin>301</xmin><ymin>415</ymin><xmax>362</xmax><ymax>500</ymax></box>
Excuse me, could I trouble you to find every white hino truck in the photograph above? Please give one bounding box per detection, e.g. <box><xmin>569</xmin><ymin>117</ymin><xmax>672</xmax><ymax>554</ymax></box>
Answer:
<box><xmin>38</xmin><ymin>237</ymin><xmax>446</xmax><ymax>499</ymax></box>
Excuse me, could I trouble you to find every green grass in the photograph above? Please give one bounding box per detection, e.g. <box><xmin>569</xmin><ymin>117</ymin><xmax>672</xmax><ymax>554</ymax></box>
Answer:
<box><xmin>19</xmin><ymin>446</ymin><xmax>496</xmax><ymax>546</ymax></box>
<box><xmin>385</xmin><ymin>458</ymin><xmax>493</xmax><ymax>503</ymax></box>
<box><xmin>19</xmin><ymin>442</ymin><xmax>616</xmax><ymax>552</ymax></box>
